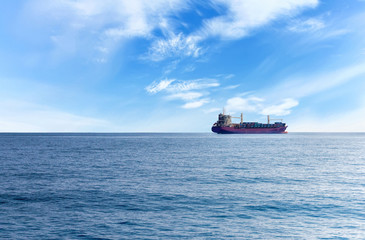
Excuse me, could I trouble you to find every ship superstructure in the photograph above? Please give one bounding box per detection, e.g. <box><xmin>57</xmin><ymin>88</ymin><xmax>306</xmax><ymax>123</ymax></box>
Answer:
<box><xmin>212</xmin><ymin>111</ymin><xmax>287</xmax><ymax>134</ymax></box>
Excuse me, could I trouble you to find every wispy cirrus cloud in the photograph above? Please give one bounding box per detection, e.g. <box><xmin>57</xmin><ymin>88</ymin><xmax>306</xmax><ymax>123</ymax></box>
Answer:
<box><xmin>276</xmin><ymin>62</ymin><xmax>365</xmax><ymax>99</ymax></box>
<box><xmin>166</xmin><ymin>92</ymin><xmax>203</xmax><ymax>101</ymax></box>
<box><xmin>146</xmin><ymin>33</ymin><xmax>202</xmax><ymax>61</ymax></box>
<box><xmin>226</xmin><ymin>96</ymin><xmax>265</xmax><ymax>113</ymax></box>
<box><xmin>200</xmin><ymin>0</ymin><xmax>319</xmax><ymax>40</ymax></box>
<box><xmin>225</xmin><ymin>96</ymin><xmax>298</xmax><ymax>116</ymax></box>
<box><xmin>224</xmin><ymin>63</ymin><xmax>365</xmax><ymax>117</ymax></box>
<box><xmin>25</xmin><ymin>0</ymin><xmax>189</xmax><ymax>61</ymax></box>
<box><xmin>284</xmin><ymin>13</ymin><xmax>352</xmax><ymax>45</ymax></box>
<box><xmin>222</xmin><ymin>61</ymin><xmax>365</xmax><ymax>120</ymax></box>
<box><xmin>261</xmin><ymin>98</ymin><xmax>299</xmax><ymax>115</ymax></box>
<box><xmin>146</xmin><ymin>78</ymin><xmax>220</xmax><ymax>94</ymax></box>
<box><xmin>145</xmin><ymin>78</ymin><xmax>219</xmax><ymax>108</ymax></box>
<box><xmin>246</xmin><ymin>62</ymin><xmax>365</xmax><ymax>119</ymax></box>
<box><xmin>224</xmin><ymin>84</ymin><xmax>240</xmax><ymax>90</ymax></box>
<box><xmin>24</xmin><ymin>0</ymin><xmax>321</xmax><ymax>62</ymax></box>
<box><xmin>147</xmin><ymin>0</ymin><xmax>320</xmax><ymax>61</ymax></box>
<box><xmin>145</xmin><ymin>79</ymin><xmax>175</xmax><ymax>94</ymax></box>
<box><xmin>182</xmin><ymin>99</ymin><xmax>210</xmax><ymax>109</ymax></box>
<box><xmin>287</xmin><ymin>17</ymin><xmax>325</xmax><ymax>32</ymax></box>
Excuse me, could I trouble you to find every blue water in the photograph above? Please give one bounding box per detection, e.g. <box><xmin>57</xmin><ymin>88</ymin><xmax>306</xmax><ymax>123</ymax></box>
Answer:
<box><xmin>1</xmin><ymin>133</ymin><xmax>365</xmax><ymax>239</ymax></box>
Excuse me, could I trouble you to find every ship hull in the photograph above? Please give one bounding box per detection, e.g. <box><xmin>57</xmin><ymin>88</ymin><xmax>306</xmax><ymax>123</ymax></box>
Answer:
<box><xmin>212</xmin><ymin>126</ymin><xmax>287</xmax><ymax>134</ymax></box>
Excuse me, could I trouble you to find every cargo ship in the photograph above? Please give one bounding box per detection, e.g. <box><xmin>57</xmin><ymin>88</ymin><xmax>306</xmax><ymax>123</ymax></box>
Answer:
<box><xmin>212</xmin><ymin>111</ymin><xmax>287</xmax><ymax>134</ymax></box>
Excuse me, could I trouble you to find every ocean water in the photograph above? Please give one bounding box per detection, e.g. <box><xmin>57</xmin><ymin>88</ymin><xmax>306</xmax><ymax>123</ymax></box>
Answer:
<box><xmin>1</xmin><ymin>133</ymin><xmax>365</xmax><ymax>239</ymax></box>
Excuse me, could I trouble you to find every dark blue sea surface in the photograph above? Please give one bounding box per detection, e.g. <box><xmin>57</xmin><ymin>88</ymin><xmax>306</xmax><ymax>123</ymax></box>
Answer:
<box><xmin>1</xmin><ymin>133</ymin><xmax>365</xmax><ymax>239</ymax></box>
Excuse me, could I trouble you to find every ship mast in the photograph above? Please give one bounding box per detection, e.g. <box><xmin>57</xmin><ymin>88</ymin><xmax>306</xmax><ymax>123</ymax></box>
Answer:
<box><xmin>231</xmin><ymin>113</ymin><xmax>243</xmax><ymax>124</ymax></box>
<box><xmin>267</xmin><ymin>115</ymin><xmax>283</xmax><ymax>124</ymax></box>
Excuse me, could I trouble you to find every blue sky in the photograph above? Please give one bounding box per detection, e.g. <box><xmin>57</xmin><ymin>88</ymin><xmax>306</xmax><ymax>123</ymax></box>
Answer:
<box><xmin>1</xmin><ymin>0</ymin><xmax>365</xmax><ymax>132</ymax></box>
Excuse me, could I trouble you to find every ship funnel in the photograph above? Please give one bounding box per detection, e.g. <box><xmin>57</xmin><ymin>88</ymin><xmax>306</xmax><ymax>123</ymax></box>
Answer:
<box><xmin>241</xmin><ymin>113</ymin><xmax>243</xmax><ymax>124</ymax></box>
<box><xmin>267</xmin><ymin>115</ymin><xmax>270</xmax><ymax>124</ymax></box>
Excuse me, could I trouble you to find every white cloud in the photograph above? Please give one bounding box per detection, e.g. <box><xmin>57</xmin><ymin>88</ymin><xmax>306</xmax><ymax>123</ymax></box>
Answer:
<box><xmin>26</xmin><ymin>0</ymin><xmax>189</xmax><ymax>61</ymax></box>
<box><xmin>224</xmin><ymin>74</ymin><xmax>235</xmax><ymax>79</ymax></box>
<box><xmin>224</xmin><ymin>84</ymin><xmax>240</xmax><ymax>90</ymax></box>
<box><xmin>200</xmin><ymin>0</ymin><xmax>319</xmax><ymax>40</ymax></box>
<box><xmin>285</xmin><ymin>15</ymin><xmax>351</xmax><ymax>45</ymax></box>
<box><xmin>226</xmin><ymin>96</ymin><xmax>264</xmax><ymax>113</ymax></box>
<box><xmin>147</xmin><ymin>33</ymin><xmax>202</xmax><ymax>61</ymax></box>
<box><xmin>166</xmin><ymin>92</ymin><xmax>203</xmax><ymax>101</ymax></box>
<box><xmin>146</xmin><ymin>78</ymin><xmax>219</xmax><ymax>108</ymax></box>
<box><xmin>182</xmin><ymin>99</ymin><xmax>209</xmax><ymax>109</ymax></box>
<box><xmin>285</xmin><ymin>14</ymin><xmax>352</xmax><ymax>45</ymax></box>
<box><xmin>143</xmin><ymin>0</ymin><xmax>320</xmax><ymax>61</ymax></box>
<box><xmin>184</xmin><ymin>65</ymin><xmax>196</xmax><ymax>72</ymax></box>
<box><xmin>276</xmin><ymin>62</ymin><xmax>365</xmax><ymax>99</ymax></box>
<box><xmin>145</xmin><ymin>79</ymin><xmax>175</xmax><ymax>94</ymax></box>
<box><xmin>225</xmin><ymin>96</ymin><xmax>298</xmax><ymax>116</ymax></box>
<box><xmin>149</xmin><ymin>0</ymin><xmax>320</xmax><ymax>60</ymax></box>
<box><xmin>24</xmin><ymin>0</ymin><xmax>321</xmax><ymax>62</ymax></box>
<box><xmin>261</xmin><ymin>98</ymin><xmax>299</xmax><ymax>115</ymax></box>
<box><xmin>146</xmin><ymin>78</ymin><xmax>220</xmax><ymax>94</ymax></box>
<box><xmin>167</xmin><ymin>79</ymin><xmax>220</xmax><ymax>92</ymax></box>
<box><xmin>162</xmin><ymin>60</ymin><xmax>180</xmax><ymax>75</ymax></box>
<box><xmin>287</xmin><ymin>18</ymin><xmax>325</xmax><ymax>32</ymax></box>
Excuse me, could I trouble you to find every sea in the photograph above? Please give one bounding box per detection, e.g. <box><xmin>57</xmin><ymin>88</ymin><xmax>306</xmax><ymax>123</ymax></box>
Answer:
<box><xmin>1</xmin><ymin>133</ymin><xmax>365</xmax><ymax>239</ymax></box>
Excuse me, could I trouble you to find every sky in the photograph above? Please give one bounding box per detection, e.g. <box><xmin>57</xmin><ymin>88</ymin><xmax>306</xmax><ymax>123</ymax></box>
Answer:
<box><xmin>1</xmin><ymin>0</ymin><xmax>365</xmax><ymax>132</ymax></box>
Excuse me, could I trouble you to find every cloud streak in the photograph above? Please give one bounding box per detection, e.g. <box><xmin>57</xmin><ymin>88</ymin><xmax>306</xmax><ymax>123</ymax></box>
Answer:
<box><xmin>145</xmin><ymin>79</ymin><xmax>175</xmax><ymax>94</ymax></box>
<box><xmin>146</xmin><ymin>78</ymin><xmax>220</xmax><ymax>94</ymax></box>
<box><xmin>146</xmin><ymin>33</ymin><xmax>201</xmax><ymax>61</ymax></box>
<box><xmin>224</xmin><ymin>62</ymin><xmax>365</xmax><ymax>118</ymax></box>
<box><xmin>225</xmin><ymin>96</ymin><xmax>298</xmax><ymax>116</ymax></box>
<box><xmin>200</xmin><ymin>0</ymin><xmax>319</xmax><ymax>40</ymax></box>
<box><xmin>147</xmin><ymin>0</ymin><xmax>320</xmax><ymax>60</ymax></box>
<box><xmin>182</xmin><ymin>99</ymin><xmax>210</xmax><ymax>109</ymax></box>
<box><xmin>27</xmin><ymin>0</ymin><xmax>189</xmax><ymax>61</ymax></box>
<box><xmin>25</xmin><ymin>0</ymin><xmax>321</xmax><ymax>62</ymax></box>
<box><xmin>287</xmin><ymin>17</ymin><xmax>325</xmax><ymax>32</ymax></box>
<box><xmin>145</xmin><ymin>78</ymin><xmax>220</xmax><ymax>108</ymax></box>
<box><xmin>166</xmin><ymin>92</ymin><xmax>203</xmax><ymax>101</ymax></box>
<box><xmin>276</xmin><ymin>62</ymin><xmax>365</xmax><ymax>99</ymax></box>
<box><xmin>261</xmin><ymin>98</ymin><xmax>299</xmax><ymax>115</ymax></box>
<box><xmin>226</xmin><ymin>96</ymin><xmax>264</xmax><ymax>113</ymax></box>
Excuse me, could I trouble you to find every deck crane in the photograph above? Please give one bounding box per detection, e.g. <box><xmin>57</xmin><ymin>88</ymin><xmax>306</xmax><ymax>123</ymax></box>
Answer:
<box><xmin>231</xmin><ymin>113</ymin><xmax>243</xmax><ymax>124</ymax></box>
<box><xmin>267</xmin><ymin>115</ymin><xmax>283</xmax><ymax>124</ymax></box>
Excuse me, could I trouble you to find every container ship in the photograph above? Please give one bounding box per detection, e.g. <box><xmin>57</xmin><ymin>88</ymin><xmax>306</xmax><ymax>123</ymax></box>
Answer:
<box><xmin>212</xmin><ymin>111</ymin><xmax>287</xmax><ymax>134</ymax></box>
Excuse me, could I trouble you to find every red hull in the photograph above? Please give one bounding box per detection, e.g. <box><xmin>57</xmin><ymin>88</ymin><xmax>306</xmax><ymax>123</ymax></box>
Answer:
<box><xmin>212</xmin><ymin>126</ymin><xmax>287</xmax><ymax>134</ymax></box>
